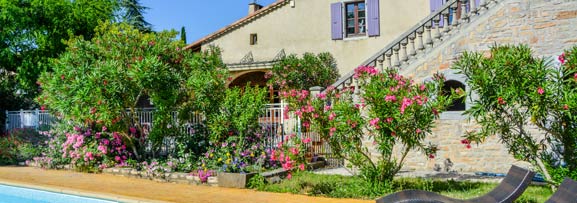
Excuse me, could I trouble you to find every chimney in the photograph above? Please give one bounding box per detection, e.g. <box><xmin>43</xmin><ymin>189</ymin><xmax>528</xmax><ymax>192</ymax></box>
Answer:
<box><xmin>248</xmin><ymin>2</ymin><xmax>263</xmax><ymax>15</ymax></box>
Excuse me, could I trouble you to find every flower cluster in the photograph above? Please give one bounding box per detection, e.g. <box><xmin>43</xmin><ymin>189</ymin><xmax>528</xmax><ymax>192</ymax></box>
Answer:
<box><xmin>353</xmin><ymin>65</ymin><xmax>379</xmax><ymax>79</ymax></box>
<box><xmin>33</xmin><ymin>125</ymin><xmax>132</xmax><ymax>172</ymax></box>
<box><xmin>268</xmin><ymin>134</ymin><xmax>309</xmax><ymax>179</ymax></box>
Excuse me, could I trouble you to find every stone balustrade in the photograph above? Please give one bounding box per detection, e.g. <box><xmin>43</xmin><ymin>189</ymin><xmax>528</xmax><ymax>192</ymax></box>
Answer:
<box><xmin>328</xmin><ymin>0</ymin><xmax>500</xmax><ymax>93</ymax></box>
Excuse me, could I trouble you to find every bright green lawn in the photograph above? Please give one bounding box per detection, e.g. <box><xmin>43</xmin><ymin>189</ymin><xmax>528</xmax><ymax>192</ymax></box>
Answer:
<box><xmin>252</xmin><ymin>172</ymin><xmax>552</xmax><ymax>203</ymax></box>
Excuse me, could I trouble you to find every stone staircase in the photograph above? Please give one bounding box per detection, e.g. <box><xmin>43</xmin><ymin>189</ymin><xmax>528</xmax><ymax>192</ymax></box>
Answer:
<box><xmin>328</xmin><ymin>0</ymin><xmax>504</xmax><ymax>92</ymax></box>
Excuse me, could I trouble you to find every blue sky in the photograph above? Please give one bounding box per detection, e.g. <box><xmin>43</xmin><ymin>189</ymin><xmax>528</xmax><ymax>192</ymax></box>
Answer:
<box><xmin>141</xmin><ymin>0</ymin><xmax>277</xmax><ymax>44</ymax></box>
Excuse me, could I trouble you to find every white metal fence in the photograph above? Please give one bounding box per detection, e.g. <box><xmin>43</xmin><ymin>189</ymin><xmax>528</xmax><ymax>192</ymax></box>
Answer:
<box><xmin>4</xmin><ymin>109</ymin><xmax>55</xmax><ymax>131</ymax></box>
<box><xmin>4</xmin><ymin>103</ymin><xmax>342</xmax><ymax>167</ymax></box>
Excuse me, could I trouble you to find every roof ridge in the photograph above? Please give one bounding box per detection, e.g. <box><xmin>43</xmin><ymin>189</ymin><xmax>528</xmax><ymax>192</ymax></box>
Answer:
<box><xmin>184</xmin><ymin>0</ymin><xmax>290</xmax><ymax>51</ymax></box>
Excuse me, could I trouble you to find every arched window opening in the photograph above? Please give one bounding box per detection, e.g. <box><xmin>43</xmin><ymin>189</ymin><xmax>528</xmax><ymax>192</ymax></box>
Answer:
<box><xmin>442</xmin><ymin>80</ymin><xmax>466</xmax><ymax>111</ymax></box>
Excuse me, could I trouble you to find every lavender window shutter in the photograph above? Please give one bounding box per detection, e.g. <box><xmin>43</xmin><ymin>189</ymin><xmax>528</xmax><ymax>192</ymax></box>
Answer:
<box><xmin>331</xmin><ymin>3</ymin><xmax>343</xmax><ymax>40</ymax></box>
<box><xmin>430</xmin><ymin>0</ymin><xmax>443</xmax><ymax>28</ymax></box>
<box><xmin>429</xmin><ymin>0</ymin><xmax>437</xmax><ymax>13</ymax></box>
<box><xmin>367</xmin><ymin>0</ymin><xmax>380</xmax><ymax>37</ymax></box>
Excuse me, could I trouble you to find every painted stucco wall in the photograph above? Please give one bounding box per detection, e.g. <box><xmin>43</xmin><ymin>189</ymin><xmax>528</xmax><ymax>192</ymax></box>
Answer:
<box><xmin>389</xmin><ymin>0</ymin><xmax>577</xmax><ymax>173</ymax></box>
<box><xmin>202</xmin><ymin>0</ymin><xmax>430</xmax><ymax>76</ymax></box>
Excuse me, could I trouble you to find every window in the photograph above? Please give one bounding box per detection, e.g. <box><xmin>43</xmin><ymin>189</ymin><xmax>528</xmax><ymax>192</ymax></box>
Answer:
<box><xmin>250</xmin><ymin>33</ymin><xmax>258</xmax><ymax>45</ymax></box>
<box><xmin>331</xmin><ymin>0</ymin><xmax>379</xmax><ymax>40</ymax></box>
<box><xmin>442</xmin><ymin>80</ymin><xmax>466</xmax><ymax>111</ymax></box>
<box><xmin>345</xmin><ymin>2</ymin><xmax>366</xmax><ymax>37</ymax></box>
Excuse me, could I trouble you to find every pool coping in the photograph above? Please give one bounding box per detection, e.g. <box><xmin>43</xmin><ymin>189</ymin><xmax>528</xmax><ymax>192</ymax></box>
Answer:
<box><xmin>0</xmin><ymin>179</ymin><xmax>170</xmax><ymax>203</ymax></box>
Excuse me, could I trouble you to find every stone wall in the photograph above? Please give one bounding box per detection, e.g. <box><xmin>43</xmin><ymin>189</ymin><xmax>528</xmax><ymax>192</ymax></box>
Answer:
<box><xmin>394</xmin><ymin>0</ymin><xmax>577</xmax><ymax>173</ymax></box>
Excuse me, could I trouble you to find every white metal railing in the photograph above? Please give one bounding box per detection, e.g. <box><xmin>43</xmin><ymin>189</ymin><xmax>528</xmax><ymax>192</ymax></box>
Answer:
<box><xmin>4</xmin><ymin>109</ymin><xmax>55</xmax><ymax>131</ymax></box>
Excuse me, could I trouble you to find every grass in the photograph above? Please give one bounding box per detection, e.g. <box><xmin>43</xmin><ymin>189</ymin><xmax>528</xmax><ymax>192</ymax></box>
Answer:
<box><xmin>253</xmin><ymin>172</ymin><xmax>552</xmax><ymax>202</ymax></box>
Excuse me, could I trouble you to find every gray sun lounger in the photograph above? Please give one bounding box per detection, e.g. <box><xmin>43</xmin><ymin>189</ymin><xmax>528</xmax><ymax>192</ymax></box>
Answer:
<box><xmin>545</xmin><ymin>178</ymin><xmax>577</xmax><ymax>203</ymax></box>
<box><xmin>376</xmin><ymin>165</ymin><xmax>535</xmax><ymax>203</ymax></box>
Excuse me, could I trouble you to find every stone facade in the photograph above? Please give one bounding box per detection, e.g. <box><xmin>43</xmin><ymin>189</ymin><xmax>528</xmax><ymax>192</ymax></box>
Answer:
<box><xmin>395</xmin><ymin>0</ymin><xmax>577</xmax><ymax>173</ymax></box>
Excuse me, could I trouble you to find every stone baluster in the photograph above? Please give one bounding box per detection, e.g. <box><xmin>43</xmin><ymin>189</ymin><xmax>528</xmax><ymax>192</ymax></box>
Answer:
<box><xmin>460</xmin><ymin>0</ymin><xmax>469</xmax><ymax>23</ymax></box>
<box><xmin>409</xmin><ymin>33</ymin><xmax>417</xmax><ymax>58</ymax></box>
<box><xmin>416</xmin><ymin>27</ymin><xmax>425</xmax><ymax>52</ymax></box>
<box><xmin>393</xmin><ymin>45</ymin><xmax>401</xmax><ymax>68</ymax></box>
<box><xmin>401</xmin><ymin>40</ymin><xmax>409</xmax><ymax>63</ymax></box>
<box><xmin>469</xmin><ymin>0</ymin><xmax>478</xmax><ymax>15</ymax></box>
<box><xmin>425</xmin><ymin>23</ymin><xmax>434</xmax><ymax>48</ymax></box>
<box><xmin>345</xmin><ymin>78</ymin><xmax>352</xmax><ymax>91</ymax></box>
<box><xmin>377</xmin><ymin>58</ymin><xmax>384</xmax><ymax>72</ymax></box>
<box><xmin>433</xmin><ymin>14</ymin><xmax>442</xmax><ymax>40</ymax></box>
<box><xmin>451</xmin><ymin>2</ymin><xmax>460</xmax><ymax>28</ymax></box>
<box><xmin>385</xmin><ymin>51</ymin><xmax>393</xmax><ymax>69</ymax></box>
<box><xmin>443</xmin><ymin>10</ymin><xmax>451</xmax><ymax>33</ymax></box>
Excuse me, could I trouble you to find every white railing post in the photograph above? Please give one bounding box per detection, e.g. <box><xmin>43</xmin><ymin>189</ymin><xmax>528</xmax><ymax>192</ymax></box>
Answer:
<box><xmin>19</xmin><ymin>109</ymin><xmax>23</xmax><ymax>129</ymax></box>
<box><xmin>4</xmin><ymin>110</ymin><xmax>8</xmax><ymax>132</ymax></box>
<box><xmin>35</xmin><ymin>109</ymin><xmax>39</xmax><ymax>130</ymax></box>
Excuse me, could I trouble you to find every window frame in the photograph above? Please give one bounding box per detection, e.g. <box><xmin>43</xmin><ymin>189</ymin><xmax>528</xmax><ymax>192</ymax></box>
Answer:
<box><xmin>250</xmin><ymin>33</ymin><xmax>258</xmax><ymax>45</ymax></box>
<box><xmin>344</xmin><ymin>1</ymin><xmax>367</xmax><ymax>38</ymax></box>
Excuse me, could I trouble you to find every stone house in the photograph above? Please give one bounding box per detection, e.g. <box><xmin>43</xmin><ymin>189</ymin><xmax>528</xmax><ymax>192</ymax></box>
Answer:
<box><xmin>185</xmin><ymin>0</ymin><xmax>577</xmax><ymax>173</ymax></box>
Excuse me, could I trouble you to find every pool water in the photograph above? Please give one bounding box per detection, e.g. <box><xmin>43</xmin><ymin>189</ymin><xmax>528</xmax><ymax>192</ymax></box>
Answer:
<box><xmin>0</xmin><ymin>184</ymin><xmax>117</xmax><ymax>203</ymax></box>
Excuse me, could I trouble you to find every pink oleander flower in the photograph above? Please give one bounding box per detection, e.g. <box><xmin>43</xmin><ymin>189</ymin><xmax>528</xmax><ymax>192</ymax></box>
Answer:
<box><xmin>416</xmin><ymin>128</ymin><xmax>422</xmax><ymax>134</ymax></box>
<box><xmin>353</xmin><ymin>65</ymin><xmax>379</xmax><ymax>79</ymax></box>
<box><xmin>400</xmin><ymin>97</ymin><xmax>413</xmax><ymax>114</ymax></box>
<box><xmin>102</xmin><ymin>126</ymin><xmax>107</xmax><ymax>132</ymax></box>
<box><xmin>385</xmin><ymin>117</ymin><xmax>394</xmax><ymax>123</ymax></box>
<box><xmin>564</xmin><ymin>104</ymin><xmax>569</xmax><ymax>110</ymax></box>
<box><xmin>329</xmin><ymin>127</ymin><xmax>336</xmax><ymax>137</ymax></box>
<box><xmin>129</xmin><ymin>127</ymin><xmax>137</xmax><ymax>134</ymax></box>
<box><xmin>302</xmin><ymin>137</ymin><xmax>311</xmax><ymax>144</ymax></box>
<box><xmin>290</xmin><ymin>147</ymin><xmax>299</xmax><ymax>155</ymax></box>
<box><xmin>317</xmin><ymin>92</ymin><xmax>327</xmax><ymax>100</ymax></box>
<box><xmin>369</xmin><ymin>118</ymin><xmax>380</xmax><ymax>129</ymax></box>
<box><xmin>299</xmin><ymin>163</ymin><xmax>305</xmax><ymax>171</ymax></box>
<box><xmin>420</xmin><ymin>84</ymin><xmax>426</xmax><ymax>91</ymax></box>
<box><xmin>328</xmin><ymin>112</ymin><xmax>336</xmax><ymax>121</ymax></box>
<box><xmin>324</xmin><ymin>105</ymin><xmax>332</xmax><ymax>111</ymax></box>
<box><xmin>559</xmin><ymin>53</ymin><xmax>566</xmax><ymax>64</ymax></box>
<box><xmin>537</xmin><ymin>87</ymin><xmax>545</xmax><ymax>95</ymax></box>
<box><xmin>384</xmin><ymin>95</ymin><xmax>397</xmax><ymax>102</ymax></box>
<box><xmin>286</xmin><ymin>173</ymin><xmax>292</xmax><ymax>180</ymax></box>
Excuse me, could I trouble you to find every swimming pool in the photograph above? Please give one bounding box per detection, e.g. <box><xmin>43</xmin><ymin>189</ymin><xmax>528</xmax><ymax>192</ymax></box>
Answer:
<box><xmin>0</xmin><ymin>184</ymin><xmax>117</xmax><ymax>203</ymax></box>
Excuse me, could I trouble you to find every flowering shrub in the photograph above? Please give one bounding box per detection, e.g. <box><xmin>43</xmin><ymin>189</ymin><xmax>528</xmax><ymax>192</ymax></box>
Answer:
<box><xmin>0</xmin><ymin>129</ymin><xmax>44</xmax><ymax>165</ymax></box>
<box><xmin>454</xmin><ymin>45</ymin><xmax>577</xmax><ymax>183</ymax></box>
<box><xmin>268</xmin><ymin>133</ymin><xmax>308</xmax><ymax>179</ymax></box>
<box><xmin>36</xmin><ymin>22</ymin><xmax>217</xmax><ymax>158</ymax></box>
<box><xmin>199</xmin><ymin>85</ymin><xmax>270</xmax><ymax>173</ymax></box>
<box><xmin>280</xmin><ymin>66</ymin><xmax>457</xmax><ymax>184</ymax></box>
<box><xmin>31</xmin><ymin>123</ymin><xmax>132</xmax><ymax>172</ymax></box>
<box><xmin>267</xmin><ymin>52</ymin><xmax>340</xmax><ymax>91</ymax></box>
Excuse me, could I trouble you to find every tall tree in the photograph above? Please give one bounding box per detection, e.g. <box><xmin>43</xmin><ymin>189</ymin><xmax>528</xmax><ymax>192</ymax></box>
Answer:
<box><xmin>0</xmin><ymin>0</ymin><xmax>119</xmax><ymax>103</ymax></box>
<box><xmin>120</xmin><ymin>0</ymin><xmax>152</xmax><ymax>32</ymax></box>
<box><xmin>181</xmin><ymin>26</ymin><xmax>187</xmax><ymax>44</ymax></box>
